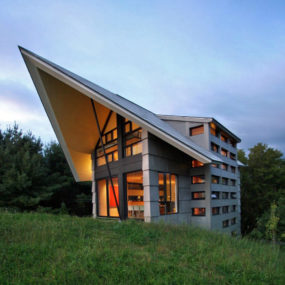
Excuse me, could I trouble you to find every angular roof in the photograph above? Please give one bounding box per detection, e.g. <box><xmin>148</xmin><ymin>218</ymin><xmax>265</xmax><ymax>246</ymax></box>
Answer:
<box><xmin>19</xmin><ymin>46</ymin><xmax>222</xmax><ymax>181</ymax></box>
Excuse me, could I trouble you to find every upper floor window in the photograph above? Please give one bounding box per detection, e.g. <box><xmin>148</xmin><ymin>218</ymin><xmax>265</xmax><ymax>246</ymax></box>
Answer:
<box><xmin>230</xmin><ymin>192</ymin><xmax>237</xmax><ymax>199</ymax></box>
<box><xmin>211</xmin><ymin>191</ymin><xmax>220</xmax><ymax>199</ymax></box>
<box><xmin>212</xmin><ymin>207</ymin><xmax>220</xmax><ymax>215</ymax></box>
<box><xmin>230</xmin><ymin>179</ymin><xmax>236</xmax><ymax>186</ymax></box>
<box><xmin>231</xmin><ymin>205</ymin><xmax>237</xmax><ymax>212</ymax></box>
<box><xmin>223</xmin><ymin>220</ymin><xmax>229</xmax><ymax>228</ymax></box>
<box><xmin>192</xmin><ymin>208</ymin><xmax>206</xmax><ymax>216</ymax></box>
<box><xmin>230</xmin><ymin>152</ymin><xmax>236</xmax><ymax>161</ymax></box>
<box><xmin>159</xmin><ymin>173</ymin><xmax>178</xmax><ymax>215</ymax></box>
<box><xmin>221</xmin><ymin>148</ymin><xmax>228</xmax><ymax>157</ymax></box>
<box><xmin>222</xmin><ymin>177</ymin><xmax>228</xmax><ymax>185</ymax></box>
<box><xmin>222</xmin><ymin>192</ymin><xmax>229</xmax><ymax>199</ymax></box>
<box><xmin>222</xmin><ymin>206</ymin><xmax>229</xmax><ymax>214</ymax></box>
<box><xmin>221</xmin><ymin>163</ymin><xmax>228</xmax><ymax>171</ymax></box>
<box><xmin>231</xmin><ymin>218</ymin><xmax>236</xmax><ymax>225</ymax></box>
<box><xmin>212</xmin><ymin>175</ymin><xmax>219</xmax><ymax>184</ymax></box>
<box><xmin>191</xmin><ymin>175</ymin><xmax>205</xmax><ymax>184</ymax></box>
<box><xmin>190</xmin><ymin>125</ymin><xmax>204</xmax><ymax>136</ymax></box>
<box><xmin>231</xmin><ymin>166</ymin><xmax>236</xmax><ymax>173</ymax></box>
<box><xmin>96</xmin><ymin>128</ymin><xmax>118</xmax><ymax>167</ymax></box>
<box><xmin>230</xmin><ymin>140</ymin><xmax>236</xmax><ymax>148</ymax></box>
<box><xmin>212</xmin><ymin>163</ymin><xmax>219</xmax><ymax>168</ymax></box>
<box><xmin>192</xmin><ymin>160</ymin><xmax>204</xmax><ymax>168</ymax></box>
<box><xmin>211</xmin><ymin>143</ymin><xmax>219</xmax><ymax>153</ymax></box>
<box><xmin>192</xmin><ymin>191</ymin><xmax>205</xmax><ymax>200</ymax></box>
<box><xmin>221</xmin><ymin>132</ymin><xmax>228</xmax><ymax>143</ymax></box>
<box><xmin>124</xmin><ymin>119</ymin><xmax>142</xmax><ymax>157</ymax></box>
<box><xmin>210</xmin><ymin>122</ymin><xmax>219</xmax><ymax>137</ymax></box>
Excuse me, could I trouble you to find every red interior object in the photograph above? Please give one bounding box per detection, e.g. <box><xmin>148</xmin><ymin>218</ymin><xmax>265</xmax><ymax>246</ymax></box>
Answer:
<box><xmin>109</xmin><ymin>185</ymin><xmax>119</xmax><ymax>207</ymax></box>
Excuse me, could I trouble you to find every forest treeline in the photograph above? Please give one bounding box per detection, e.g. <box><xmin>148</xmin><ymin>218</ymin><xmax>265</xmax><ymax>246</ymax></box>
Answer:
<box><xmin>0</xmin><ymin>124</ymin><xmax>91</xmax><ymax>216</ymax></box>
<box><xmin>0</xmin><ymin>124</ymin><xmax>284</xmax><ymax>241</ymax></box>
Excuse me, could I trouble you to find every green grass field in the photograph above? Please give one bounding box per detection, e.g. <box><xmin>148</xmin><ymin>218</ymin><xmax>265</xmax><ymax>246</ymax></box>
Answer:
<box><xmin>0</xmin><ymin>213</ymin><xmax>284</xmax><ymax>284</ymax></box>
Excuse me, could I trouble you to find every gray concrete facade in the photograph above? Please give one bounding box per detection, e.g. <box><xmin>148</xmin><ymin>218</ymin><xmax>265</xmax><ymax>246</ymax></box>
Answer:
<box><xmin>91</xmin><ymin>114</ymin><xmax>241</xmax><ymax>235</ymax></box>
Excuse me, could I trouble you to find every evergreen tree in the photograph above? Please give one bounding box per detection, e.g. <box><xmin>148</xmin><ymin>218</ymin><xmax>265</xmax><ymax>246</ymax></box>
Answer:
<box><xmin>239</xmin><ymin>143</ymin><xmax>285</xmax><ymax>236</ymax></box>
<box><xmin>0</xmin><ymin>124</ymin><xmax>51</xmax><ymax>210</ymax></box>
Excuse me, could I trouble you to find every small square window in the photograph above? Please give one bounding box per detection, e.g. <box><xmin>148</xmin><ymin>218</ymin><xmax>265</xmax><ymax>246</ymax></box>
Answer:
<box><xmin>192</xmin><ymin>208</ymin><xmax>206</xmax><ymax>216</ymax></box>
<box><xmin>190</xmin><ymin>125</ymin><xmax>204</xmax><ymax>136</ymax></box>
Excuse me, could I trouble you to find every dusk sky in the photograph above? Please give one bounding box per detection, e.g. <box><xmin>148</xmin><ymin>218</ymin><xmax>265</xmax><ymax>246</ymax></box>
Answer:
<box><xmin>1</xmin><ymin>1</ymin><xmax>285</xmax><ymax>154</ymax></box>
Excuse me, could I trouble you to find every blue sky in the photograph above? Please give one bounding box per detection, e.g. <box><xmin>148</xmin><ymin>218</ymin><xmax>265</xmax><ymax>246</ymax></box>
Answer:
<box><xmin>1</xmin><ymin>0</ymin><xmax>285</xmax><ymax>153</ymax></box>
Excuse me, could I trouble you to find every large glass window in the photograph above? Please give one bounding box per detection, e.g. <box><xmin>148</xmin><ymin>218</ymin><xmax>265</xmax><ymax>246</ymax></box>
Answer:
<box><xmin>126</xmin><ymin>171</ymin><xmax>144</xmax><ymax>219</ymax></box>
<box><xmin>95</xmin><ymin>127</ymin><xmax>118</xmax><ymax>167</ymax></box>
<box><xmin>124</xmin><ymin>119</ymin><xmax>142</xmax><ymax>157</ymax></box>
<box><xmin>159</xmin><ymin>173</ymin><xmax>178</xmax><ymax>215</ymax></box>
<box><xmin>97</xmin><ymin>177</ymin><xmax>119</xmax><ymax>217</ymax></box>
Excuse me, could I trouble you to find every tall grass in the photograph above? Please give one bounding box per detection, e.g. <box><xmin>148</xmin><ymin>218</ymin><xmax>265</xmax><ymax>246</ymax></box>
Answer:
<box><xmin>0</xmin><ymin>213</ymin><xmax>284</xmax><ymax>284</ymax></box>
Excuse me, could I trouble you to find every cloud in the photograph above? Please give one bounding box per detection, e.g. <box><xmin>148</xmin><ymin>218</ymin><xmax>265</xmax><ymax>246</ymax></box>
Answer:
<box><xmin>0</xmin><ymin>80</ymin><xmax>56</xmax><ymax>142</ymax></box>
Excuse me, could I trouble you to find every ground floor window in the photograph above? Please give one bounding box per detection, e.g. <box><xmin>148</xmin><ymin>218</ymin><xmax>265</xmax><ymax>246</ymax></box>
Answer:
<box><xmin>159</xmin><ymin>173</ymin><xmax>178</xmax><ymax>215</ymax></box>
<box><xmin>97</xmin><ymin>177</ymin><xmax>119</xmax><ymax>217</ymax></box>
<box><xmin>126</xmin><ymin>171</ymin><xmax>144</xmax><ymax>219</ymax></box>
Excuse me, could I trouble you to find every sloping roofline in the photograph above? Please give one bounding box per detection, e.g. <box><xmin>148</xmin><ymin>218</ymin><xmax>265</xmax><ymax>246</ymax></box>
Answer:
<box><xmin>158</xmin><ymin>114</ymin><xmax>241</xmax><ymax>142</ymax></box>
<box><xmin>19</xmin><ymin>46</ymin><xmax>222</xmax><ymax>181</ymax></box>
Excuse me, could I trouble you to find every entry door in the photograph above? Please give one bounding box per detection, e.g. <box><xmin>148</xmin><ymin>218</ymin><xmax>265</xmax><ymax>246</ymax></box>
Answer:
<box><xmin>97</xmin><ymin>177</ymin><xmax>119</xmax><ymax>217</ymax></box>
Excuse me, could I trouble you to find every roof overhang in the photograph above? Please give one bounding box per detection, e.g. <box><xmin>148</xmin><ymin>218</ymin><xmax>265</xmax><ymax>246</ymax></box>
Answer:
<box><xmin>19</xmin><ymin>47</ymin><xmax>221</xmax><ymax>181</ymax></box>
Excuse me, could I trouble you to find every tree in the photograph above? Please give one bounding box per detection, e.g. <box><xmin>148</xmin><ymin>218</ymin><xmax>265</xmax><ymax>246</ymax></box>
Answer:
<box><xmin>0</xmin><ymin>125</ymin><xmax>92</xmax><ymax>216</ymax></box>
<box><xmin>239</xmin><ymin>143</ymin><xmax>285</xmax><ymax>236</ymax></box>
<box><xmin>0</xmin><ymin>124</ymin><xmax>51</xmax><ymax>210</ymax></box>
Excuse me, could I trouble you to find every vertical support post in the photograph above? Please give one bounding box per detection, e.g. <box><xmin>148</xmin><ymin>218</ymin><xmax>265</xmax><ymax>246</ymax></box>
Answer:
<box><xmin>91</xmin><ymin>99</ymin><xmax>121</xmax><ymax>221</ymax></box>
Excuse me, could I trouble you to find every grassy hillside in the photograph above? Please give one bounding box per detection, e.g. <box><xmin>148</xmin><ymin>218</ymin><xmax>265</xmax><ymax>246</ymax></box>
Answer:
<box><xmin>0</xmin><ymin>213</ymin><xmax>284</xmax><ymax>284</ymax></box>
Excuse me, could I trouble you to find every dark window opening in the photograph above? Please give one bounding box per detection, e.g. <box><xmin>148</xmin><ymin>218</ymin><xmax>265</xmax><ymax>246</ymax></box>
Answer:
<box><xmin>222</xmin><ymin>177</ymin><xmax>228</xmax><ymax>185</ymax></box>
<box><xmin>211</xmin><ymin>191</ymin><xmax>220</xmax><ymax>199</ymax></box>
<box><xmin>223</xmin><ymin>220</ymin><xmax>229</xmax><ymax>228</ymax></box>
<box><xmin>222</xmin><ymin>206</ymin><xmax>229</xmax><ymax>214</ymax></box>
<box><xmin>230</xmin><ymin>192</ymin><xmax>237</xmax><ymax>199</ymax></box>
<box><xmin>211</xmin><ymin>142</ymin><xmax>219</xmax><ymax>153</ymax></box>
<box><xmin>212</xmin><ymin>207</ymin><xmax>220</xmax><ymax>215</ymax></box>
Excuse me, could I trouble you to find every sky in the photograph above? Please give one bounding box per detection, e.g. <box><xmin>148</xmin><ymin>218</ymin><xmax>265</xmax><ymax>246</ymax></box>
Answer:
<box><xmin>1</xmin><ymin>0</ymin><xmax>285</xmax><ymax>154</ymax></box>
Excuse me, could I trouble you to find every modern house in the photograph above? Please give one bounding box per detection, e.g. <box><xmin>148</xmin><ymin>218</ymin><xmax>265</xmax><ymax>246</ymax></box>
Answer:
<box><xmin>19</xmin><ymin>47</ymin><xmax>242</xmax><ymax>235</ymax></box>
